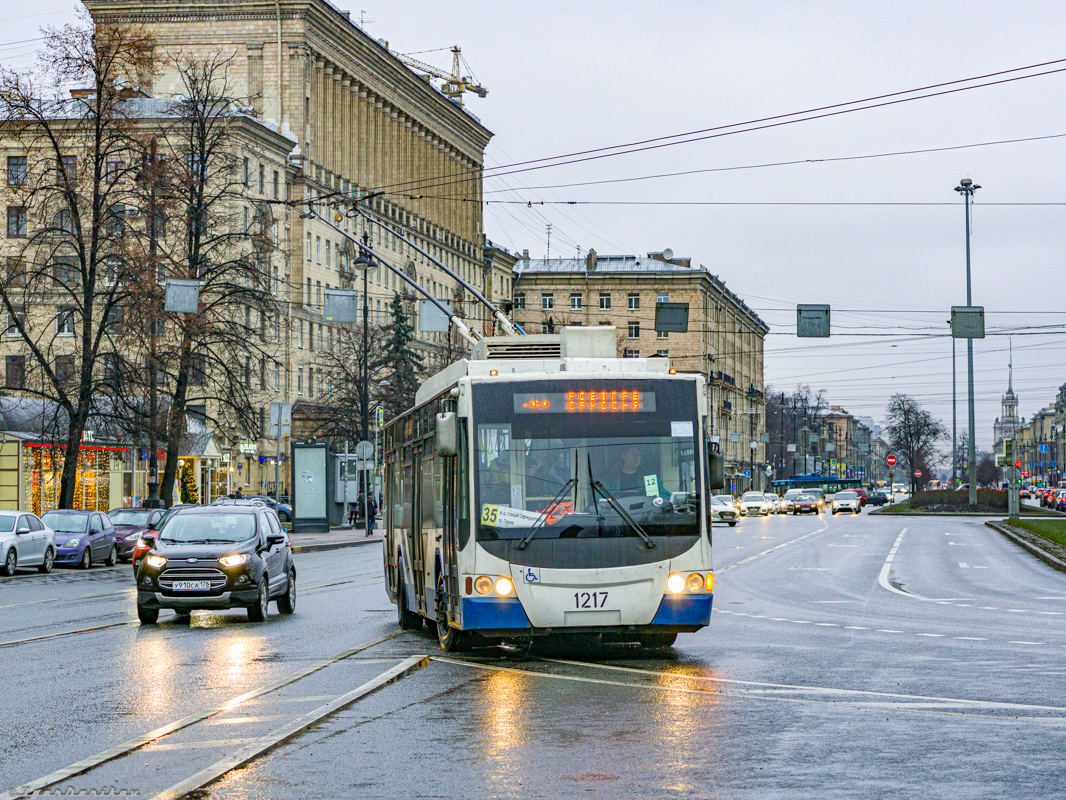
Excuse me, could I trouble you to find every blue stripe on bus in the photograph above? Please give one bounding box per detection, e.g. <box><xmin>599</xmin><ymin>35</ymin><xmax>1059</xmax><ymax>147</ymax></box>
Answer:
<box><xmin>460</xmin><ymin>597</ymin><xmax>531</xmax><ymax>629</ymax></box>
<box><xmin>651</xmin><ymin>594</ymin><xmax>713</xmax><ymax>626</ymax></box>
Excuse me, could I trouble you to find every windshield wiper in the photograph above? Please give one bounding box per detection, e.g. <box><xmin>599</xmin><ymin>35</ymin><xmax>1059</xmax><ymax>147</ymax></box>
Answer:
<box><xmin>586</xmin><ymin>454</ymin><xmax>656</xmax><ymax>549</ymax></box>
<box><xmin>516</xmin><ymin>476</ymin><xmax>577</xmax><ymax>551</ymax></box>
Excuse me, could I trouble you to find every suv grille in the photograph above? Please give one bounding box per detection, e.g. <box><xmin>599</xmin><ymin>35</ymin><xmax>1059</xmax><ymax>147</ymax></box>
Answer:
<box><xmin>158</xmin><ymin>567</ymin><xmax>228</xmax><ymax>592</ymax></box>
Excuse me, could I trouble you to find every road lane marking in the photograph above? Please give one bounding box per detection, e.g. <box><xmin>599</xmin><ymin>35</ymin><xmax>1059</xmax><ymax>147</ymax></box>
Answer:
<box><xmin>533</xmin><ymin>658</ymin><xmax>1066</xmax><ymax>715</ymax></box>
<box><xmin>916</xmin><ymin>633</ymin><xmax>945</xmax><ymax>637</ymax></box>
<box><xmin>956</xmin><ymin>637</ymin><xmax>987</xmax><ymax>641</ymax></box>
<box><xmin>0</xmin><ymin>631</ymin><xmax>403</xmax><ymax>800</ymax></box>
<box><xmin>1010</xmin><ymin>641</ymin><xmax>1046</xmax><ymax>645</ymax></box>
<box><xmin>877</xmin><ymin>629</ymin><xmax>903</xmax><ymax>633</ymax></box>
<box><xmin>844</xmin><ymin>626</ymin><xmax>869</xmax><ymax>630</ymax></box>
<box><xmin>0</xmin><ymin>620</ymin><xmax>136</xmax><ymax>648</ymax></box>
<box><xmin>877</xmin><ymin>530</ymin><xmax>967</xmax><ymax>602</ymax></box>
<box><xmin>0</xmin><ymin>598</ymin><xmax>59</xmax><ymax>610</ymax></box>
<box><xmin>149</xmin><ymin>655</ymin><xmax>430</xmax><ymax>800</ymax></box>
<box><xmin>718</xmin><ymin>526</ymin><xmax>827</xmax><ymax>572</ymax></box>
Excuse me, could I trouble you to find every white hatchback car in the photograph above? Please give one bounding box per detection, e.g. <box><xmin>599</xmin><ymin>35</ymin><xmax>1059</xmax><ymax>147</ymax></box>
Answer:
<box><xmin>0</xmin><ymin>510</ymin><xmax>57</xmax><ymax>576</ymax></box>
<box><xmin>740</xmin><ymin>492</ymin><xmax>772</xmax><ymax>516</ymax></box>
<box><xmin>831</xmin><ymin>491</ymin><xmax>862</xmax><ymax>515</ymax></box>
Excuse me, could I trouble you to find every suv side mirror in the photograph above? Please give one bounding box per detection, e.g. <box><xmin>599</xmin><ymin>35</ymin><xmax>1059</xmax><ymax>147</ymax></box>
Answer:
<box><xmin>141</xmin><ymin>533</ymin><xmax>157</xmax><ymax>546</ymax></box>
<box><xmin>266</xmin><ymin>534</ymin><xmax>286</xmax><ymax>548</ymax></box>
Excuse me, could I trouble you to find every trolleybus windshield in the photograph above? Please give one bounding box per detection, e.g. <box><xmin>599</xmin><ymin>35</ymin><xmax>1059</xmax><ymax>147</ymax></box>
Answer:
<box><xmin>472</xmin><ymin>379</ymin><xmax>700</xmax><ymax>543</ymax></box>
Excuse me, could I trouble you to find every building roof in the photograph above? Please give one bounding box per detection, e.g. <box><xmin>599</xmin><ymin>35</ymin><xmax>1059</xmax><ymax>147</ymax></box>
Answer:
<box><xmin>514</xmin><ymin>254</ymin><xmax>769</xmax><ymax>333</ymax></box>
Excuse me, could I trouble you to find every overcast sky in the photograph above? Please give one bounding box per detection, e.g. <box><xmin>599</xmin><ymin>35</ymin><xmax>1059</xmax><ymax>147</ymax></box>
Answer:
<box><xmin>6</xmin><ymin>2</ymin><xmax>1066</xmax><ymax>451</ymax></box>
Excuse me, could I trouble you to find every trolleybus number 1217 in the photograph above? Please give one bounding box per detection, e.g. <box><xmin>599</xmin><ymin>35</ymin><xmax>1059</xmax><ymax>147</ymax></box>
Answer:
<box><xmin>575</xmin><ymin>591</ymin><xmax>609</xmax><ymax>609</ymax></box>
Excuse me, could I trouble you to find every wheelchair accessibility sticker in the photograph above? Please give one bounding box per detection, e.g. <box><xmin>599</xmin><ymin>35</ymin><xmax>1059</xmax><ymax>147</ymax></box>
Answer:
<box><xmin>523</xmin><ymin>567</ymin><xmax>541</xmax><ymax>584</ymax></box>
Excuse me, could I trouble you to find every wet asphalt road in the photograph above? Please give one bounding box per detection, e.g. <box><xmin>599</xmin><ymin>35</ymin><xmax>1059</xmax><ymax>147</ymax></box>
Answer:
<box><xmin>2</xmin><ymin>509</ymin><xmax>1065</xmax><ymax>799</ymax></box>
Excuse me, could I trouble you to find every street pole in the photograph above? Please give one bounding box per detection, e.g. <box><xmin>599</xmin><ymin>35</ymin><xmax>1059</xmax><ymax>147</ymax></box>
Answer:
<box><xmin>955</xmin><ymin>178</ymin><xmax>980</xmax><ymax>506</ymax></box>
<box><xmin>951</xmin><ymin>337</ymin><xmax>957</xmax><ymax>489</ymax></box>
<box><xmin>144</xmin><ymin>137</ymin><xmax>163</xmax><ymax>509</ymax></box>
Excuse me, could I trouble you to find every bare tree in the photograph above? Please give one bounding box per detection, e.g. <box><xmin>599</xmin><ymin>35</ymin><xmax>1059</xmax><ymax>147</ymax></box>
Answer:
<box><xmin>0</xmin><ymin>16</ymin><xmax>153</xmax><ymax>507</ymax></box>
<box><xmin>114</xmin><ymin>53</ymin><xmax>283</xmax><ymax>507</ymax></box>
<box><xmin>885</xmin><ymin>394</ymin><xmax>946</xmax><ymax>493</ymax></box>
<box><xmin>308</xmin><ymin>321</ymin><xmax>389</xmax><ymax>447</ymax></box>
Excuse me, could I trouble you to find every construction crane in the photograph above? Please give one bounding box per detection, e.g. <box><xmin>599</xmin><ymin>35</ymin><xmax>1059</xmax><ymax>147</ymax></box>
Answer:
<box><xmin>393</xmin><ymin>45</ymin><xmax>487</xmax><ymax>106</ymax></box>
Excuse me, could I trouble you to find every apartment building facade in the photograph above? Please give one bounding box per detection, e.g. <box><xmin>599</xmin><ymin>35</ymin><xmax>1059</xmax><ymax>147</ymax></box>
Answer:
<box><xmin>511</xmin><ymin>251</ymin><xmax>769</xmax><ymax>491</ymax></box>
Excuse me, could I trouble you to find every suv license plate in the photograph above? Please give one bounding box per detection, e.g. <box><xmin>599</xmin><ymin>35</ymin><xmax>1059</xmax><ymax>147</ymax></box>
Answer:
<box><xmin>173</xmin><ymin>580</ymin><xmax>211</xmax><ymax>591</ymax></box>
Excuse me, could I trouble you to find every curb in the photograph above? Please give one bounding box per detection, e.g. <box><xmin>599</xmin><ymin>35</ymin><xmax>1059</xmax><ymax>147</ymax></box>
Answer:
<box><xmin>985</xmin><ymin>521</ymin><xmax>1066</xmax><ymax>575</ymax></box>
<box><xmin>291</xmin><ymin>538</ymin><xmax>382</xmax><ymax>554</ymax></box>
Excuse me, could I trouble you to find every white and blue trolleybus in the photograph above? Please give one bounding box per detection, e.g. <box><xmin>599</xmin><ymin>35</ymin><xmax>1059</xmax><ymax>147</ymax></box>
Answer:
<box><xmin>383</xmin><ymin>326</ymin><xmax>716</xmax><ymax>651</ymax></box>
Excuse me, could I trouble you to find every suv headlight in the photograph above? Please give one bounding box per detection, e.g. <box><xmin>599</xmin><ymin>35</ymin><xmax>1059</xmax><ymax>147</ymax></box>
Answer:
<box><xmin>145</xmin><ymin>555</ymin><xmax>167</xmax><ymax>568</ymax></box>
<box><xmin>219</xmin><ymin>553</ymin><xmax>250</xmax><ymax>567</ymax></box>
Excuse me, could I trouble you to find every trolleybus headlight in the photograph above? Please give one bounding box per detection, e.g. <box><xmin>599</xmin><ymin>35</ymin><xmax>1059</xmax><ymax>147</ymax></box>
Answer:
<box><xmin>706</xmin><ymin>572</ymin><xmax>714</xmax><ymax>592</ymax></box>
<box><xmin>666</xmin><ymin>574</ymin><xmax>686</xmax><ymax>594</ymax></box>
<box><xmin>474</xmin><ymin>576</ymin><xmax>493</xmax><ymax>595</ymax></box>
<box><xmin>686</xmin><ymin>573</ymin><xmax>703</xmax><ymax>593</ymax></box>
<box><xmin>495</xmin><ymin>577</ymin><xmax>514</xmax><ymax>596</ymax></box>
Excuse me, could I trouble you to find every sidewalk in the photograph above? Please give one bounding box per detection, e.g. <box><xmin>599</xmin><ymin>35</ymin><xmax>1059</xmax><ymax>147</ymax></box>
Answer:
<box><xmin>289</xmin><ymin>525</ymin><xmax>384</xmax><ymax>553</ymax></box>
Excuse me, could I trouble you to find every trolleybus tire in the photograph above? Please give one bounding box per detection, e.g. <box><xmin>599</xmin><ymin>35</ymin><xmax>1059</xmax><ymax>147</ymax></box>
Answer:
<box><xmin>436</xmin><ymin>577</ymin><xmax>470</xmax><ymax>652</ymax></box>
<box><xmin>639</xmin><ymin>632</ymin><xmax>677</xmax><ymax>649</ymax></box>
<box><xmin>396</xmin><ymin>578</ymin><xmax>422</xmax><ymax>631</ymax></box>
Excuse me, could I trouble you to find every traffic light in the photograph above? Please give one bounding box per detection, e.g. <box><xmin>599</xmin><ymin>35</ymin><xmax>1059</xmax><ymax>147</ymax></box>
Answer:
<box><xmin>1015</xmin><ymin>461</ymin><xmax>1021</xmax><ymax>469</ymax></box>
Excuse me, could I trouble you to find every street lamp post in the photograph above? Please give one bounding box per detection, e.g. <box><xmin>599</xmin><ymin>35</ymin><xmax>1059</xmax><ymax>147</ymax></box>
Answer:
<box><xmin>955</xmin><ymin>178</ymin><xmax>981</xmax><ymax>506</ymax></box>
<box><xmin>352</xmin><ymin>234</ymin><xmax>378</xmax><ymax>524</ymax></box>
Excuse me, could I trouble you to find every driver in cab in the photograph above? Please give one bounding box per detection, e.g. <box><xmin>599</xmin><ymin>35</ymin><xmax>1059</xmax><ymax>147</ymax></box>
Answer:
<box><xmin>609</xmin><ymin>445</ymin><xmax>664</xmax><ymax>496</ymax></box>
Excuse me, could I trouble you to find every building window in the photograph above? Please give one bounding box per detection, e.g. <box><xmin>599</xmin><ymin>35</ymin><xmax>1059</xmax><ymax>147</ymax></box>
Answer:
<box><xmin>105</xmin><ymin>156</ymin><xmax>124</xmax><ymax>183</ymax></box>
<box><xmin>7</xmin><ymin>207</ymin><xmax>27</xmax><ymax>238</ymax></box>
<box><xmin>657</xmin><ymin>329</ymin><xmax>669</xmax><ymax>340</ymax></box>
<box><xmin>273</xmin><ymin>170</ymin><xmax>279</xmax><ymax>199</ymax></box>
<box><xmin>297</xmin><ymin>320</ymin><xmax>303</xmax><ymax>349</ymax></box>
<box><xmin>569</xmin><ymin>293</ymin><xmax>582</xmax><ymax>310</ymax></box>
<box><xmin>657</xmin><ymin>291</ymin><xmax>669</xmax><ymax>304</ymax></box>
<box><xmin>105</xmin><ymin>204</ymin><xmax>125</xmax><ymax>238</ymax></box>
<box><xmin>59</xmin><ymin>155</ymin><xmax>77</xmax><ymax>185</ymax></box>
<box><xmin>306</xmin><ymin>232</ymin><xmax>312</xmax><ymax>261</ymax></box>
<box><xmin>541</xmin><ymin>293</ymin><xmax>554</xmax><ymax>310</ymax></box>
<box><xmin>324</xmin><ymin>240</ymin><xmax>330</xmax><ymax>268</ymax></box>
<box><xmin>5</xmin><ymin>355</ymin><xmax>25</xmax><ymax>389</ymax></box>
<box><xmin>627</xmin><ymin>321</ymin><xmax>640</xmax><ymax>338</ymax></box>
<box><xmin>656</xmin><ymin>349</ymin><xmax>669</xmax><ymax>357</ymax></box>
<box><xmin>599</xmin><ymin>293</ymin><xmax>611</xmax><ymax>310</ymax></box>
<box><xmin>5</xmin><ymin>307</ymin><xmax>25</xmax><ymax>337</ymax></box>
<box><xmin>7</xmin><ymin>156</ymin><xmax>26</xmax><ymax>186</ymax></box>
<box><xmin>308</xmin><ymin>367</ymin><xmax>314</xmax><ymax>398</ymax></box>
<box><xmin>274</xmin><ymin>362</ymin><xmax>280</xmax><ymax>391</ymax></box>
<box><xmin>56</xmin><ymin>306</ymin><xmax>76</xmax><ymax>336</ymax></box>
<box><xmin>623</xmin><ymin>348</ymin><xmax>639</xmax><ymax>358</ymax></box>
<box><xmin>258</xmin><ymin>163</ymin><xmax>264</xmax><ymax>194</ymax></box>
<box><xmin>189</xmin><ymin>354</ymin><xmax>207</xmax><ymax>386</ymax></box>
<box><xmin>297</xmin><ymin>366</ymin><xmax>303</xmax><ymax>395</ymax></box>
<box><xmin>316</xmin><ymin>236</ymin><xmax>321</xmax><ymax>264</ymax></box>
<box><xmin>242</xmin><ymin>157</ymin><xmax>250</xmax><ymax>186</ymax></box>
<box><xmin>627</xmin><ymin>293</ymin><xmax>640</xmax><ymax>311</ymax></box>
<box><xmin>55</xmin><ymin>354</ymin><xmax>74</xmax><ymax>385</ymax></box>
<box><xmin>513</xmin><ymin>293</ymin><xmax>525</xmax><ymax>310</ymax></box>
<box><xmin>316</xmin><ymin>281</ymin><xmax>322</xmax><ymax>307</ymax></box>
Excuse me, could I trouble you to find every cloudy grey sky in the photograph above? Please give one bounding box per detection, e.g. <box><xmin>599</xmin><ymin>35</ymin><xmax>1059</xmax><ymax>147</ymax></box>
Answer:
<box><xmin>6</xmin><ymin>2</ymin><xmax>1066</xmax><ymax>450</ymax></box>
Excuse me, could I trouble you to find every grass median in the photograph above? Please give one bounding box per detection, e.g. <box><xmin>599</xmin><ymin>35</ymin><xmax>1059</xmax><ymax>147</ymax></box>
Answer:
<box><xmin>1007</xmin><ymin>519</ymin><xmax>1066</xmax><ymax>549</ymax></box>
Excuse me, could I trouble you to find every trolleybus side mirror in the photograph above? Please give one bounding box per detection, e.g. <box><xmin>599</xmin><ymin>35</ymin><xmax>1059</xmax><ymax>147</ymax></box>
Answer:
<box><xmin>436</xmin><ymin>411</ymin><xmax>458</xmax><ymax>457</ymax></box>
<box><xmin>706</xmin><ymin>441</ymin><xmax>725</xmax><ymax>490</ymax></box>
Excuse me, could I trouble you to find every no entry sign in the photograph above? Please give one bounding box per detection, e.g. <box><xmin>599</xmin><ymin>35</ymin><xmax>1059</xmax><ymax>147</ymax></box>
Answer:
<box><xmin>886</xmin><ymin>454</ymin><xmax>897</xmax><ymax>467</ymax></box>
<box><xmin>913</xmin><ymin>469</ymin><xmax>922</xmax><ymax>478</ymax></box>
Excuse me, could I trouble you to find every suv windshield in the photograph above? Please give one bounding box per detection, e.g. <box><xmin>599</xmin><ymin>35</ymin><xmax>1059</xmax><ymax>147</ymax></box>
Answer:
<box><xmin>42</xmin><ymin>512</ymin><xmax>87</xmax><ymax>534</ymax></box>
<box><xmin>159</xmin><ymin>513</ymin><xmax>257</xmax><ymax>544</ymax></box>
<box><xmin>109</xmin><ymin>510</ymin><xmax>151</xmax><ymax>526</ymax></box>
<box><xmin>473</xmin><ymin>380</ymin><xmax>700</xmax><ymax>543</ymax></box>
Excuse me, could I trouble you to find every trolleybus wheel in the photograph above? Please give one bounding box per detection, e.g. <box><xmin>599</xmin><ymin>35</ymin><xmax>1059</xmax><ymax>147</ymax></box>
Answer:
<box><xmin>396</xmin><ymin>577</ymin><xmax>422</xmax><ymax>631</ymax></box>
<box><xmin>436</xmin><ymin>577</ymin><xmax>470</xmax><ymax>652</ymax></box>
<box><xmin>639</xmin><ymin>632</ymin><xmax>677</xmax><ymax>649</ymax></box>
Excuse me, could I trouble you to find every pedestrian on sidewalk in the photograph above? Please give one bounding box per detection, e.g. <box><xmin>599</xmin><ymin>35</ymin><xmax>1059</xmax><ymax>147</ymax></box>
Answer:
<box><xmin>365</xmin><ymin>495</ymin><xmax>378</xmax><ymax>537</ymax></box>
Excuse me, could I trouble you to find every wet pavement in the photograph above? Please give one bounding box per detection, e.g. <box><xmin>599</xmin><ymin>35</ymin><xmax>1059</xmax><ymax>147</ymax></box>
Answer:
<box><xmin>2</xmin><ymin>509</ymin><xmax>1065</xmax><ymax>799</ymax></box>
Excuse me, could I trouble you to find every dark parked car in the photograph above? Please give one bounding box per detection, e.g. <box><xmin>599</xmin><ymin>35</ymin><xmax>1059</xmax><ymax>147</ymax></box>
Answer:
<box><xmin>42</xmin><ymin>510</ymin><xmax>117</xmax><ymax>569</ymax></box>
<box><xmin>866</xmin><ymin>491</ymin><xmax>890</xmax><ymax>507</ymax></box>
<box><xmin>135</xmin><ymin>504</ymin><xmax>295</xmax><ymax>623</ymax></box>
<box><xmin>108</xmin><ymin>508</ymin><xmax>165</xmax><ymax>561</ymax></box>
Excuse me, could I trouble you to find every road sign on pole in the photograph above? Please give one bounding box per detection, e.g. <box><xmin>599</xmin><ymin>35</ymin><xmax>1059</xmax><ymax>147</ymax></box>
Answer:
<box><xmin>914</xmin><ymin>469</ymin><xmax>922</xmax><ymax>478</ymax></box>
<box><xmin>886</xmin><ymin>454</ymin><xmax>897</xmax><ymax>467</ymax></box>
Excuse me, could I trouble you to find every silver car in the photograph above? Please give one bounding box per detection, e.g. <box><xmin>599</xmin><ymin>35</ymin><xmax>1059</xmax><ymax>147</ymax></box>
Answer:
<box><xmin>0</xmin><ymin>510</ymin><xmax>57</xmax><ymax>575</ymax></box>
<box><xmin>832</xmin><ymin>490</ymin><xmax>862</xmax><ymax>515</ymax></box>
